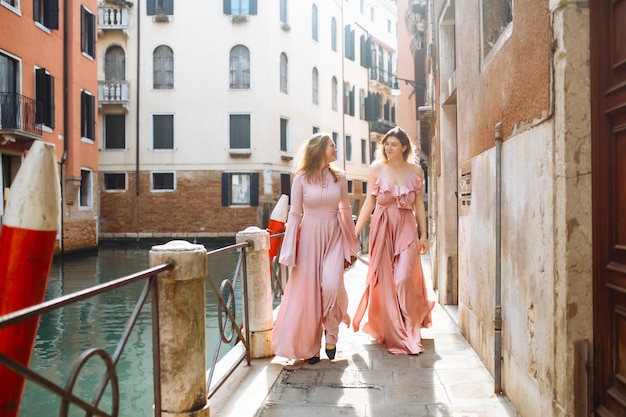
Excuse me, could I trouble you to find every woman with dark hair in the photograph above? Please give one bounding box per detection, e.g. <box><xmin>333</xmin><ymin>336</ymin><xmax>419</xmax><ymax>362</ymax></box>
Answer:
<box><xmin>272</xmin><ymin>133</ymin><xmax>359</xmax><ymax>364</ymax></box>
<box><xmin>353</xmin><ymin>126</ymin><xmax>435</xmax><ymax>355</ymax></box>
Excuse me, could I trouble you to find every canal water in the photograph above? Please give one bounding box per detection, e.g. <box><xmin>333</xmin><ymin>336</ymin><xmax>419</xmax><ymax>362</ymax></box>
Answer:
<box><xmin>18</xmin><ymin>239</ymin><xmax>240</xmax><ymax>417</ymax></box>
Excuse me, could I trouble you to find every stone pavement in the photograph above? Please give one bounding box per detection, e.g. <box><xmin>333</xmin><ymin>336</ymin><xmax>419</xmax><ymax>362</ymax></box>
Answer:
<box><xmin>209</xmin><ymin>254</ymin><xmax>521</xmax><ymax>417</ymax></box>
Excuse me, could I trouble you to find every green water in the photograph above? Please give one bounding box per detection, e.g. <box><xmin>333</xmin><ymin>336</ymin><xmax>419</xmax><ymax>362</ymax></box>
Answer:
<box><xmin>18</xmin><ymin>241</ymin><xmax>240</xmax><ymax>417</ymax></box>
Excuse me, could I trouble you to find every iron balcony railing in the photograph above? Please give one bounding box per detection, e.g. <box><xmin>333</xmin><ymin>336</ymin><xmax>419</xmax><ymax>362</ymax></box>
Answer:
<box><xmin>0</xmin><ymin>92</ymin><xmax>42</xmax><ymax>138</ymax></box>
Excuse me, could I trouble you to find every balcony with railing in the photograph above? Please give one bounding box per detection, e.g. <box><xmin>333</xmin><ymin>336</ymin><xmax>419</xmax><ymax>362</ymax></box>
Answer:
<box><xmin>98</xmin><ymin>2</ymin><xmax>131</xmax><ymax>35</ymax></box>
<box><xmin>369</xmin><ymin>67</ymin><xmax>394</xmax><ymax>89</ymax></box>
<box><xmin>98</xmin><ymin>80</ymin><xmax>130</xmax><ymax>110</ymax></box>
<box><xmin>0</xmin><ymin>92</ymin><xmax>42</xmax><ymax>143</ymax></box>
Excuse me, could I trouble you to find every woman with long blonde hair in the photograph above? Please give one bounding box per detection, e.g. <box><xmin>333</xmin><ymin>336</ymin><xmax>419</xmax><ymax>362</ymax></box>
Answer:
<box><xmin>272</xmin><ymin>133</ymin><xmax>359</xmax><ymax>364</ymax></box>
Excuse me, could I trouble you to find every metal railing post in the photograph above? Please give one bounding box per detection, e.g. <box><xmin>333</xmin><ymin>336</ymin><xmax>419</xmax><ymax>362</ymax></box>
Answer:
<box><xmin>236</xmin><ymin>226</ymin><xmax>274</xmax><ymax>358</ymax></box>
<box><xmin>150</xmin><ymin>240</ymin><xmax>210</xmax><ymax>417</ymax></box>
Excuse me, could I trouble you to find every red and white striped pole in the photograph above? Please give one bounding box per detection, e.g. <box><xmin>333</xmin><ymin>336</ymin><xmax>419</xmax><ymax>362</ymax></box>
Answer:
<box><xmin>267</xmin><ymin>194</ymin><xmax>289</xmax><ymax>273</ymax></box>
<box><xmin>0</xmin><ymin>141</ymin><xmax>60</xmax><ymax>417</ymax></box>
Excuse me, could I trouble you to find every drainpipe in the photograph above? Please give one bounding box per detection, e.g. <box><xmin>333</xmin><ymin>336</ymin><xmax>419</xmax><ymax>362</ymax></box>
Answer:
<box><xmin>135</xmin><ymin>0</ymin><xmax>141</xmax><ymax>196</ymax></box>
<box><xmin>494</xmin><ymin>122</ymin><xmax>503</xmax><ymax>393</ymax></box>
<box><xmin>60</xmin><ymin>0</ymin><xmax>70</xmax><ymax>257</ymax></box>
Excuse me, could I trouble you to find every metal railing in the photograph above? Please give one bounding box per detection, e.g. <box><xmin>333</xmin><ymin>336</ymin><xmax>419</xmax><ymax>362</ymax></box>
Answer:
<box><xmin>0</xmin><ymin>262</ymin><xmax>174</xmax><ymax>417</ymax></box>
<box><xmin>205</xmin><ymin>240</ymin><xmax>251</xmax><ymax>399</ymax></box>
<box><xmin>0</xmin><ymin>92</ymin><xmax>42</xmax><ymax>136</ymax></box>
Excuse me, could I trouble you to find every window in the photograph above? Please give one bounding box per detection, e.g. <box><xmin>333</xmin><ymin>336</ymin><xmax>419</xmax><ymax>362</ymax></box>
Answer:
<box><xmin>0</xmin><ymin>53</ymin><xmax>18</xmax><ymax>130</ymax></box>
<box><xmin>103</xmin><ymin>172</ymin><xmax>126</xmax><ymax>191</ymax></box>
<box><xmin>370</xmin><ymin>141</ymin><xmax>377</xmax><ymax>162</ymax></box>
<box><xmin>344</xmin><ymin>25</ymin><xmax>355</xmax><ymax>60</ymax></box>
<box><xmin>311</xmin><ymin>4</ymin><xmax>318</xmax><ymax>41</ymax></box>
<box><xmin>280</xmin><ymin>118</ymin><xmax>288</xmax><ymax>152</ymax></box>
<box><xmin>229</xmin><ymin>114</ymin><xmax>251</xmax><ymax>149</ymax></box>
<box><xmin>361</xmin><ymin>139</ymin><xmax>367</xmax><ymax>164</ymax></box>
<box><xmin>280</xmin><ymin>173</ymin><xmax>291</xmax><ymax>198</ymax></box>
<box><xmin>224</xmin><ymin>0</ymin><xmax>257</xmax><ymax>15</ymax></box>
<box><xmin>229</xmin><ymin>45</ymin><xmax>250</xmax><ymax>89</ymax></box>
<box><xmin>221</xmin><ymin>172</ymin><xmax>259</xmax><ymax>206</ymax></box>
<box><xmin>331</xmin><ymin>76</ymin><xmax>338</xmax><ymax>111</ymax></box>
<box><xmin>331</xmin><ymin>17</ymin><xmax>337</xmax><ymax>52</ymax></box>
<box><xmin>80</xmin><ymin>91</ymin><xmax>95</xmax><ymax>140</ymax></box>
<box><xmin>344</xmin><ymin>82</ymin><xmax>354</xmax><ymax>116</ymax></box>
<box><xmin>362</xmin><ymin>181</ymin><xmax>367</xmax><ymax>194</ymax></box>
<box><xmin>279</xmin><ymin>0</ymin><xmax>287</xmax><ymax>23</ymax></box>
<box><xmin>147</xmin><ymin>0</ymin><xmax>174</xmax><ymax>15</ymax></box>
<box><xmin>34</xmin><ymin>0</ymin><xmax>59</xmax><ymax>29</ymax></box>
<box><xmin>104</xmin><ymin>114</ymin><xmax>125</xmax><ymax>150</ymax></box>
<box><xmin>79</xmin><ymin>169</ymin><xmax>92</xmax><ymax>208</ymax></box>
<box><xmin>152</xmin><ymin>172</ymin><xmax>175</xmax><ymax>191</ymax></box>
<box><xmin>81</xmin><ymin>6</ymin><xmax>95</xmax><ymax>58</ymax></box>
<box><xmin>153</xmin><ymin>45</ymin><xmax>174</xmax><ymax>89</ymax></box>
<box><xmin>387</xmin><ymin>19</ymin><xmax>391</xmax><ymax>33</ymax></box>
<box><xmin>105</xmin><ymin>46</ymin><xmax>126</xmax><ymax>80</ymax></box>
<box><xmin>345</xmin><ymin>136</ymin><xmax>352</xmax><ymax>162</ymax></box>
<box><xmin>332</xmin><ymin>132</ymin><xmax>339</xmax><ymax>160</ymax></box>
<box><xmin>481</xmin><ymin>0</ymin><xmax>512</xmax><ymax>59</ymax></box>
<box><xmin>347</xmin><ymin>180</ymin><xmax>354</xmax><ymax>194</ymax></box>
<box><xmin>359</xmin><ymin>89</ymin><xmax>366</xmax><ymax>120</ymax></box>
<box><xmin>312</xmin><ymin>126</ymin><xmax>319</xmax><ymax>134</ymax></box>
<box><xmin>35</xmin><ymin>68</ymin><xmax>54</xmax><ymax>128</ymax></box>
<box><xmin>369</xmin><ymin>6</ymin><xmax>374</xmax><ymax>21</ymax></box>
<box><xmin>153</xmin><ymin>114</ymin><xmax>174</xmax><ymax>150</ymax></box>
<box><xmin>312</xmin><ymin>67</ymin><xmax>319</xmax><ymax>105</ymax></box>
<box><xmin>279</xmin><ymin>53</ymin><xmax>288</xmax><ymax>94</ymax></box>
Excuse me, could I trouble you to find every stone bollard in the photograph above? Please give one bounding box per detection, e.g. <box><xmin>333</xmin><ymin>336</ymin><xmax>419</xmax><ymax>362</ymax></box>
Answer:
<box><xmin>236</xmin><ymin>226</ymin><xmax>274</xmax><ymax>358</ymax></box>
<box><xmin>150</xmin><ymin>240</ymin><xmax>210</xmax><ymax>417</ymax></box>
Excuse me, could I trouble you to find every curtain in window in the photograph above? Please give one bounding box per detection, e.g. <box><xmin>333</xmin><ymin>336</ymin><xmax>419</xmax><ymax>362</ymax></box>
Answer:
<box><xmin>153</xmin><ymin>45</ymin><xmax>174</xmax><ymax>89</ymax></box>
<box><xmin>229</xmin><ymin>45</ymin><xmax>250</xmax><ymax>89</ymax></box>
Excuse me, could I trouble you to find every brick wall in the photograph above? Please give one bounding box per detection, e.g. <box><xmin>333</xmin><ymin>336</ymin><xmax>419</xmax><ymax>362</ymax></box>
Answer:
<box><xmin>100</xmin><ymin>170</ymin><xmax>261</xmax><ymax>235</ymax></box>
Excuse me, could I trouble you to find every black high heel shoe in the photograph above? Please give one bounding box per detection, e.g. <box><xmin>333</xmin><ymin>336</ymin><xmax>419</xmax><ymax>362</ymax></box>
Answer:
<box><xmin>325</xmin><ymin>346</ymin><xmax>336</xmax><ymax>360</ymax></box>
<box><xmin>308</xmin><ymin>356</ymin><xmax>321</xmax><ymax>365</ymax></box>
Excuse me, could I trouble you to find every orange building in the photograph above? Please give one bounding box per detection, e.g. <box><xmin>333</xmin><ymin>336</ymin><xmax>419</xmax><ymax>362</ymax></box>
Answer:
<box><xmin>0</xmin><ymin>0</ymin><xmax>99</xmax><ymax>253</ymax></box>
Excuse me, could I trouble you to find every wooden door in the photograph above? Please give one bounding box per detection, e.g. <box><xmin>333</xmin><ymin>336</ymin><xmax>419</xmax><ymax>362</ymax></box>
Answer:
<box><xmin>592</xmin><ymin>1</ymin><xmax>626</xmax><ymax>416</ymax></box>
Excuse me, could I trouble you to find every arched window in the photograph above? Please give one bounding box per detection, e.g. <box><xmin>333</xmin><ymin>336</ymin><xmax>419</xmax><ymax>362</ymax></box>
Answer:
<box><xmin>312</xmin><ymin>4</ymin><xmax>318</xmax><ymax>41</ymax></box>
<box><xmin>331</xmin><ymin>76</ymin><xmax>338</xmax><ymax>111</ymax></box>
<box><xmin>153</xmin><ymin>45</ymin><xmax>173</xmax><ymax>89</ymax></box>
<box><xmin>229</xmin><ymin>45</ymin><xmax>250</xmax><ymax>89</ymax></box>
<box><xmin>312</xmin><ymin>67</ymin><xmax>319</xmax><ymax>105</ymax></box>
<box><xmin>105</xmin><ymin>45</ymin><xmax>125</xmax><ymax>80</ymax></box>
<box><xmin>280</xmin><ymin>52</ymin><xmax>288</xmax><ymax>94</ymax></box>
<box><xmin>331</xmin><ymin>17</ymin><xmax>337</xmax><ymax>52</ymax></box>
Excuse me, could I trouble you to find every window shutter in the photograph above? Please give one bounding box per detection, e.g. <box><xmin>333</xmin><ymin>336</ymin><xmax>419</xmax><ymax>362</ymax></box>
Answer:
<box><xmin>87</xmin><ymin>13</ymin><xmax>95</xmax><ymax>57</ymax></box>
<box><xmin>222</xmin><ymin>0</ymin><xmax>230</xmax><ymax>14</ymax></box>
<box><xmin>147</xmin><ymin>0</ymin><xmax>156</xmax><ymax>15</ymax></box>
<box><xmin>364</xmin><ymin>95</ymin><xmax>375</xmax><ymax>121</ymax></box>
<box><xmin>35</xmin><ymin>69</ymin><xmax>46</xmax><ymax>124</ymax></box>
<box><xmin>350</xmin><ymin>86</ymin><xmax>355</xmax><ymax>116</ymax></box>
<box><xmin>250</xmin><ymin>173</ymin><xmax>259</xmax><ymax>206</ymax></box>
<box><xmin>249</xmin><ymin>0</ymin><xmax>257</xmax><ymax>15</ymax></box>
<box><xmin>47</xmin><ymin>75</ymin><xmax>54</xmax><ymax>128</ymax></box>
<box><xmin>164</xmin><ymin>0</ymin><xmax>174</xmax><ymax>15</ymax></box>
<box><xmin>222</xmin><ymin>173</ymin><xmax>230</xmax><ymax>206</ymax></box>
<box><xmin>46</xmin><ymin>0</ymin><xmax>59</xmax><ymax>30</ymax></box>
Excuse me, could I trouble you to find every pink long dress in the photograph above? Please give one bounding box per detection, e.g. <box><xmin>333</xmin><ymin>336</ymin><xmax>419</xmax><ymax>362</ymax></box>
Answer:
<box><xmin>353</xmin><ymin>172</ymin><xmax>435</xmax><ymax>355</ymax></box>
<box><xmin>272</xmin><ymin>169</ymin><xmax>358</xmax><ymax>360</ymax></box>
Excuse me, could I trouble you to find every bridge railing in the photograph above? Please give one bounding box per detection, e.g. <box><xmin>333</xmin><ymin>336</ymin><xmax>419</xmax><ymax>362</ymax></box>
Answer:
<box><xmin>0</xmin><ymin>227</ymin><xmax>284</xmax><ymax>417</ymax></box>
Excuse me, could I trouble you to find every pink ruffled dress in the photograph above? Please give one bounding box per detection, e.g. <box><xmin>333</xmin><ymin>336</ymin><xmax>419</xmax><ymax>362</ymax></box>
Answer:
<box><xmin>353</xmin><ymin>172</ymin><xmax>435</xmax><ymax>355</ymax></box>
<box><xmin>272</xmin><ymin>169</ymin><xmax>358</xmax><ymax>360</ymax></box>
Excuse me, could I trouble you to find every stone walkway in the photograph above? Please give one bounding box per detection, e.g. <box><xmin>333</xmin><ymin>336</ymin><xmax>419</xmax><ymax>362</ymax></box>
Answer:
<box><xmin>209</xmin><ymin>254</ymin><xmax>521</xmax><ymax>417</ymax></box>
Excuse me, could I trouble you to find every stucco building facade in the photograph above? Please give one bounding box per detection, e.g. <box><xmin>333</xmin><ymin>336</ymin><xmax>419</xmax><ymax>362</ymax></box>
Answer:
<box><xmin>96</xmin><ymin>0</ymin><xmax>400</xmax><ymax>241</ymax></box>
<box><xmin>0</xmin><ymin>0</ymin><xmax>100</xmax><ymax>253</ymax></box>
<box><xmin>398</xmin><ymin>0</ymin><xmax>624</xmax><ymax>415</ymax></box>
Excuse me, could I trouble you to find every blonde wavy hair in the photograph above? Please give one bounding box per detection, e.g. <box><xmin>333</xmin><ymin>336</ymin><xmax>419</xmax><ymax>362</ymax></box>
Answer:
<box><xmin>293</xmin><ymin>133</ymin><xmax>341</xmax><ymax>183</ymax></box>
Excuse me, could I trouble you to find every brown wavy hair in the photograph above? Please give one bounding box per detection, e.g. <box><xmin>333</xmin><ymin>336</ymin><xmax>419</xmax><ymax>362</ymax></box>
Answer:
<box><xmin>293</xmin><ymin>133</ymin><xmax>340</xmax><ymax>183</ymax></box>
